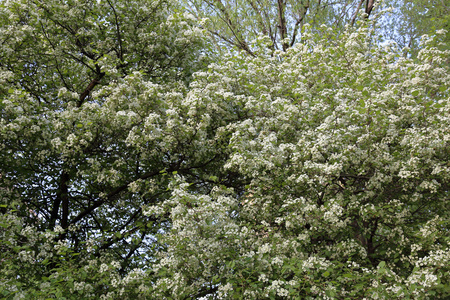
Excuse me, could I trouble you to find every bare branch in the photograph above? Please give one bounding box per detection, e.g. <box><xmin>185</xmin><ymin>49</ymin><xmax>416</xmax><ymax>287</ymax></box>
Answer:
<box><xmin>351</xmin><ymin>0</ymin><xmax>364</xmax><ymax>26</ymax></box>
<box><xmin>290</xmin><ymin>1</ymin><xmax>310</xmax><ymax>47</ymax></box>
<box><xmin>365</xmin><ymin>0</ymin><xmax>375</xmax><ymax>17</ymax></box>
<box><xmin>276</xmin><ymin>0</ymin><xmax>288</xmax><ymax>51</ymax></box>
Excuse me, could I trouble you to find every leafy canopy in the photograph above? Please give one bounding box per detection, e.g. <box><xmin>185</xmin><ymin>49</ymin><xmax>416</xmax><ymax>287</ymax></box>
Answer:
<box><xmin>1</xmin><ymin>0</ymin><xmax>449</xmax><ymax>299</ymax></box>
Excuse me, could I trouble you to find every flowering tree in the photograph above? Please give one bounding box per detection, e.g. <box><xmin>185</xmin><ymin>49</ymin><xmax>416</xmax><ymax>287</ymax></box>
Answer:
<box><xmin>1</xmin><ymin>0</ymin><xmax>449</xmax><ymax>299</ymax></box>
<box><xmin>146</xmin><ymin>29</ymin><xmax>450</xmax><ymax>298</ymax></box>
<box><xmin>0</xmin><ymin>0</ymin><xmax>231</xmax><ymax>297</ymax></box>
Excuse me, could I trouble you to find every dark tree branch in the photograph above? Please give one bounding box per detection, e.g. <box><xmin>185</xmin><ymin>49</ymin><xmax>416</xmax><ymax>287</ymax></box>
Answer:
<box><xmin>365</xmin><ymin>0</ymin><xmax>375</xmax><ymax>18</ymax></box>
<box><xmin>78</xmin><ymin>65</ymin><xmax>105</xmax><ymax>107</ymax></box>
<box><xmin>52</xmin><ymin>170</ymin><xmax>70</xmax><ymax>230</ymax></box>
<box><xmin>203</xmin><ymin>0</ymin><xmax>255</xmax><ymax>56</ymax></box>
<box><xmin>290</xmin><ymin>2</ymin><xmax>309</xmax><ymax>47</ymax></box>
<box><xmin>106</xmin><ymin>0</ymin><xmax>124</xmax><ymax>62</ymax></box>
<box><xmin>69</xmin><ymin>154</ymin><xmax>221</xmax><ymax>227</ymax></box>
<box><xmin>351</xmin><ymin>0</ymin><xmax>364</xmax><ymax>26</ymax></box>
<box><xmin>276</xmin><ymin>0</ymin><xmax>288</xmax><ymax>51</ymax></box>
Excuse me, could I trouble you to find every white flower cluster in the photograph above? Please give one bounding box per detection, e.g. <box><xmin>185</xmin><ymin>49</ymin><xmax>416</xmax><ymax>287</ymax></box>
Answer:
<box><xmin>1</xmin><ymin>3</ymin><xmax>449</xmax><ymax>298</ymax></box>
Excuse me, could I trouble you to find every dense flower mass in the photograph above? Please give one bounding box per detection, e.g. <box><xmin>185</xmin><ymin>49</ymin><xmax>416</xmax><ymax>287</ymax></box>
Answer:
<box><xmin>0</xmin><ymin>0</ymin><xmax>449</xmax><ymax>298</ymax></box>
<box><xmin>146</xmin><ymin>28</ymin><xmax>449</xmax><ymax>299</ymax></box>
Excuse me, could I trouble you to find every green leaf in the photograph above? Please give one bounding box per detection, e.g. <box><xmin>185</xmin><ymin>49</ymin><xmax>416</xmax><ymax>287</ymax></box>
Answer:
<box><xmin>325</xmin><ymin>290</ymin><xmax>336</xmax><ymax>297</ymax></box>
<box><xmin>439</xmin><ymin>86</ymin><xmax>447</xmax><ymax>92</ymax></box>
<box><xmin>322</xmin><ymin>271</ymin><xmax>330</xmax><ymax>277</ymax></box>
<box><xmin>378</xmin><ymin>261</ymin><xmax>386</xmax><ymax>268</ymax></box>
<box><xmin>412</xmin><ymin>90</ymin><xmax>420</xmax><ymax>96</ymax></box>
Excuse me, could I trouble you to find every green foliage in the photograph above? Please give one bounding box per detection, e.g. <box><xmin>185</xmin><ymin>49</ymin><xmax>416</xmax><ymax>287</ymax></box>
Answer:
<box><xmin>148</xmin><ymin>25</ymin><xmax>449</xmax><ymax>299</ymax></box>
<box><xmin>1</xmin><ymin>0</ymin><xmax>449</xmax><ymax>299</ymax></box>
<box><xmin>382</xmin><ymin>0</ymin><xmax>450</xmax><ymax>57</ymax></box>
<box><xmin>183</xmin><ymin>0</ymin><xmax>379</xmax><ymax>55</ymax></box>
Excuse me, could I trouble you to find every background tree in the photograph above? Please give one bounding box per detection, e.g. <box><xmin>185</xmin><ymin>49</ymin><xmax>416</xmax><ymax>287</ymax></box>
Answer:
<box><xmin>183</xmin><ymin>0</ymin><xmax>378</xmax><ymax>55</ymax></box>
<box><xmin>379</xmin><ymin>0</ymin><xmax>450</xmax><ymax>57</ymax></box>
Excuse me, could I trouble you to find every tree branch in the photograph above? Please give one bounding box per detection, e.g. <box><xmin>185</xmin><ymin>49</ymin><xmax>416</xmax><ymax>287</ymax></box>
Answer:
<box><xmin>290</xmin><ymin>1</ymin><xmax>309</xmax><ymax>47</ymax></box>
<box><xmin>365</xmin><ymin>0</ymin><xmax>375</xmax><ymax>18</ymax></box>
<box><xmin>276</xmin><ymin>0</ymin><xmax>288</xmax><ymax>51</ymax></box>
<box><xmin>78</xmin><ymin>65</ymin><xmax>105</xmax><ymax>107</ymax></box>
